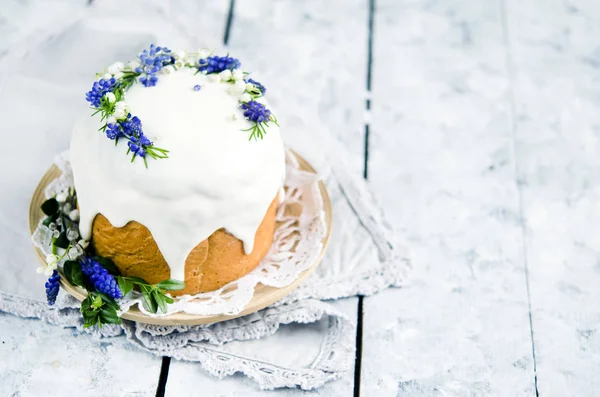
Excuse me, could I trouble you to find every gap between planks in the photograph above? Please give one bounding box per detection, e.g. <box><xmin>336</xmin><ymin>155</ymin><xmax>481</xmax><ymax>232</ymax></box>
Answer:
<box><xmin>498</xmin><ymin>0</ymin><xmax>539</xmax><ymax>395</ymax></box>
<box><xmin>354</xmin><ymin>0</ymin><xmax>376</xmax><ymax>396</ymax></box>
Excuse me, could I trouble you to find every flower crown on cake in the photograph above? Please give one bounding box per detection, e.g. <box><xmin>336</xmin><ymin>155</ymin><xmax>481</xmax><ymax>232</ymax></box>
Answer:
<box><xmin>86</xmin><ymin>44</ymin><xmax>278</xmax><ymax>167</ymax></box>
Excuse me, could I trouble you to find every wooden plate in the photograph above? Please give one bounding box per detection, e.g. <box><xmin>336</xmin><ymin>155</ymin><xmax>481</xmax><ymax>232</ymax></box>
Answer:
<box><xmin>29</xmin><ymin>153</ymin><xmax>332</xmax><ymax>325</ymax></box>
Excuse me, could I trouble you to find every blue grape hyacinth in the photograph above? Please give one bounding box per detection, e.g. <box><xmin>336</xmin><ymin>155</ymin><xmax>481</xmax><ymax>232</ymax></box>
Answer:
<box><xmin>85</xmin><ymin>78</ymin><xmax>118</xmax><ymax>107</ymax></box>
<box><xmin>105</xmin><ymin>122</ymin><xmax>121</xmax><ymax>140</ymax></box>
<box><xmin>80</xmin><ymin>257</ymin><xmax>123</xmax><ymax>299</ymax></box>
<box><xmin>45</xmin><ymin>270</ymin><xmax>61</xmax><ymax>306</ymax></box>
<box><xmin>135</xmin><ymin>44</ymin><xmax>173</xmax><ymax>87</ymax></box>
<box><xmin>240</xmin><ymin>101</ymin><xmax>271</xmax><ymax>123</ymax></box>
<box><xmin>198</xmin><ymin>55</ymin><xmax>241</xmax><ymax>74</ymax></box>
<box><xmin>128</xmin><ymin>133</ymin><xmax>152</xmax><ymax>158</ymax></box>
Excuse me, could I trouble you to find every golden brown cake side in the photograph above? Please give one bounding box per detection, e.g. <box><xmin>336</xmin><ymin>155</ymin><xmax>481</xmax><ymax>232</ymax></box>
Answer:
<box><xmin>91</xmin><ymin>198</ymin><xmax>278</xmax><ymax>296</ymax></box>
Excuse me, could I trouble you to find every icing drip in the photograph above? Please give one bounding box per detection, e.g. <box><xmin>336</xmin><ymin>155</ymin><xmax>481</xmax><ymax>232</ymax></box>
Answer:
<box><xmin>70</xmin><ymin>68</ymin><xmax>286</xmax><ymax>281</ymax></box>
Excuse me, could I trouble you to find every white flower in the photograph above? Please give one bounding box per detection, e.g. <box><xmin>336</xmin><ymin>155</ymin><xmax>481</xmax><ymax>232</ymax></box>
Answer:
<box><xmin>103</xmin><ymin>73</ymin><xmax>112</xmax><ymax>80</ymax></box>
<box><xmin>78</xmin><ymin>239</ymin><xmax>89</xmax><ymax>249</ymax></box>
<box><xmin>239</xmin><ymin>93</ymin><xmax>251</xmax><ymax>103</ymax></box>
<box><xmin>174</xmin><ymin>50</ymin><xmax>186</xmax><ymax>60</ymax></box>
<box><xmin>113</xmin><ymin>108</ymin><xmax>126</xmax><ymax>119</ymax></box>
<box><xmin>245</xmin><ymin>82</ymin><xmax>255</xmax><ymax>91</ymax></box>
<box><xmin>208</xmin><ymin>74</ymin><xmax>221</xmax><ymax>83</ymax></box>
<box><xmin>45</xmin><ymin>254</ymin><xmax>58</xmax><ymax>265</ymax></box>
<box><xmin>104</xmin><ymin>92</ymin><xmax>116</xmax><ymax>103</ymax></box>
<box><xmin>232</xmin><ymin>70</ymin><xmax>244</xmax><ymax>81</ymax></box>
<box><xmin>162</xmin><ymin>65</ymin><xmax>175</xmax><ymax>75</ymax></box>
<box><xmin>233</xmin><ymin>80</ymin><xmax>246</xmax><ymax>94</ymax></box>
<box><xmin>69</xmin><ymin>209</ymin><xmax>79</xmax><ymax>221</ymax></box>
<box><xmin>67</xmin><ymin>247</ymin><xmax>79</xmax><ymax>260</ymax></box>
<box><xmin>55</xmin><ymin>192</ymin><xmax>68</xmax><ymax>203</ymax></box>
<box><xmin>74</xmin><ymin>244</ymin><xmax>84</xmax><ymax>256</ymax></box>
<box><xmin>198</xmin><ymin>48</ymin><xmax>211</xmax><ymax>59</ymax></box>
<box><xmin>67</xmin><ymin>229</ymin><xmax>79</xmax><ymax>241</ymax></box>
<box><xmin>62</xmin><ymin>202</ymin><xmax>72</xmax><ymax>214</ymax></box>
<box><xmin>107</xmin><ymin>62</ymin><xmax>124</xmax><ymax>75</ymax></box>
<box><xmin>37</xmin><ymin>261</ymin><xmax>57</xmax><ymax>276</ymax></box>
<box><xmin>219</xmin><ymin>70</ymin><xmax>232</xmax><ymax>81</ymax></box>
<box><xmin>113</xmin><ymin>101</ymin><xmax>128</xmax><ymax>119</ymax></box>
<box><xmin>175</xmin><ymin>60</ymin><xmax>185</xmax><ymax>69</ymax></box>
<box><xmin>113</xmin><ymin>72</ymin><xmax>124</xmax><ymax>80</ymax></box>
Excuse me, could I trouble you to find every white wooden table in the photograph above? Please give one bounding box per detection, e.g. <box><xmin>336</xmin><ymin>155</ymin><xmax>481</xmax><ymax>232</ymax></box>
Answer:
<box><xmin>1</xmin><ymin>0</ymin><xmax>599</xmax><ymax>395</ymax></box>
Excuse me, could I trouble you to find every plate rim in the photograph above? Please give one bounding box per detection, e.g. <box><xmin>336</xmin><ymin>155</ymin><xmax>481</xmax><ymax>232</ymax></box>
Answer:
<box><xmin>29</xmin><ymin>151</ymin><xmax>332</xmax><ymax>325</ymax></box>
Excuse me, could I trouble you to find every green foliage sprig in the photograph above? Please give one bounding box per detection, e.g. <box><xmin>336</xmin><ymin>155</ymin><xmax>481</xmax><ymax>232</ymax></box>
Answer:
<box><xmin>117</xmin><ymin>276</ymin><xmax>184</xmax><ymax>314</ymax></box>
<box><xmin>63</xmin><ymin>255</ymin><xmax>184</xmax><ymax>327</ymax></box>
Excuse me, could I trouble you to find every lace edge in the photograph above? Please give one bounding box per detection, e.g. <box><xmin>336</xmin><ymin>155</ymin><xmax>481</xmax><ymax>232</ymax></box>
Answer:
<box><xmin>123</xmin><ymin>299</ymin><xmax>354</xmax><ymax>390</ymax></box>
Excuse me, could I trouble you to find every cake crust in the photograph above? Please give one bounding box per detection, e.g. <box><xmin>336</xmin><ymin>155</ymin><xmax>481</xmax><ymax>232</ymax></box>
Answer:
<box><xmin>91</xmin><ymin>198</ymin><xmax>278</xmax><ymax>295</ymax></box>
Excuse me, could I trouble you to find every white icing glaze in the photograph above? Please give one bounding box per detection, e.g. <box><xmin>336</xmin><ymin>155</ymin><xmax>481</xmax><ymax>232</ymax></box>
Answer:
<box><xmin>70</xmin><ymin>68</ymin><xmax>286</xmax><ymax>281</ymax></box>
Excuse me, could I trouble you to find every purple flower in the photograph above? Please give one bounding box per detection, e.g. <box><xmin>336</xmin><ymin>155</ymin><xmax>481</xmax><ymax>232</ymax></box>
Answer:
<box><xmin>80</xmin><ymin>257</ymin><xmax>123</xmax><ymax>299</ymax></box>
<box><xmin>198</xmin><ymin>55</ymin><xmax>241</xmax><ymax>74</ymax></box>
<box><xmin>240</xmin><ymin>101</ymin><xmax>271</xmax><ymax>123</ymax></box>
<box><xmin>45</xmin><ymin>270</ymin><xmax>60</xmax><ymax>306</ymax></box>
<box><xmin>85</xmin><ymin>78</ymin><xmax>117</xmax><ymax>107</ymax></box>
<box><xmin>139</xmin><ymin>74</ymin><xmax>158</xmax><ymax>87</ymax></box>
<box><xmin>128</xmin><ymin>133</ymin><xmax>152</xmax><ymax>158</ymax></box>
<box><xmin>105</xmin><ymin>123</ymin><xmax>121</xmax><ymax>140</ymax></box>
<box><xmin>136</xmin><ymin>44</ymin><xmax>173</xmax><ymax>88</ymax></box>
<box><xmin>121</xmin><ymin>115</ymin><xmax>142</xmax><ymax>136</ymax></box>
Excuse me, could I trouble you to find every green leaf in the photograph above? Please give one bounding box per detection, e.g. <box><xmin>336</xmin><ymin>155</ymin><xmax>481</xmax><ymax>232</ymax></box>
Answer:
<box><xmin>71</xmin><ymin>263</ymin><xmax>85</xmax><ymax>287</ymax></box>
<box><xmin>99</xmin><ymin>307</ymin><xmax>121</xmax><ymax>325</ymax></box>
<box><xmin>41</xmin><ymin>198</ymin><xmax>59</xmax><ymax>216</ymax></box>
<box><xmin>164</xmin><ymin>296</ymin><xmax>174</xmax><ymax>304</ymax></box>
<box><xmin>63</xmin><ymin>260</ymin><xmax>75</xmax><ymax>285</ymax></box>
<box><xmin>80</xmin><ymin>295</ymin><xmax>92</xmax><ymax>311</ymax></box>
<box><xmin>141</xmin><ymin>291</ymin><xmax>158</xmax><ymax>314</ymax></box>
<box><xmin>83</xmin><ymin>314</ymin><xmax>98</xmax><ymax>328</ymax></box>
<box><xmin>42</xmin><ymin>217</ymin><xmax>54</xmax><ymax>227</ymax></box>
<box><xmin>80</xmin><ymin>297</ymin><xmax>100</xmax><ymax>328</ymax></box>
<box><xmin>155</xmin><ymin>279</ymin><xmax>185</xmax><ymax>291</ymax></box>
<box><xmin>99</xmin><ymin>294</ymin><xmax>120</xmax><ymax>311</ymax></box>
<box><xmin>117</xmin><ymin>277</ymin><xmax>134</xmax><ymax>296</ymax></box>
<box><xmin>91</xmin><ymin>256</ymin><xmax>121</xmax><ymax>276</ymax></box>
<box><xmin>92</xmin><ymin>293</ymin><xmax>103</xmax><ymax>309</ymax></box>
<box><xmin>124</xmin><ymin>276</ymin><xmax>150</xmax><ymax>285</ymax></box>
<box><xmin>63</xmin><ymin>260</ymin><xmax>85</xmax><ymax>287</ymax></box>
<box><xmin>153</xmin><ymin>291</ymin><xmax>168</xmax><ymax>314</ymax></box>
<box><xmin>54</xmin><ymin>232</ymin><xmax>70</xmax><ymax>249</ymax></box>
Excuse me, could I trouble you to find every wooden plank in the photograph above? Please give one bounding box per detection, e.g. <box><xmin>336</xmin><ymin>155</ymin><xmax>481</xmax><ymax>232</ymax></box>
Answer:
<box><xmin>0</xmin><ymin>313</ymin><xmax>162</xmax><ymax>396</ymax></box>
<box><xmin>361</xmin><ymin>1</ymin><xmax>536</xmax><ymax>395</ymax></box>
<box><xmin>505</xmin><ymin>0</ymin><xmax>600</xmax><ymax>395</ymax></box>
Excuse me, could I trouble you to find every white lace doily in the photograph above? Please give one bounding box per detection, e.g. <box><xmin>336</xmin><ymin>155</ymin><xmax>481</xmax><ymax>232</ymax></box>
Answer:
<box><xmin>32</xmin><ymin>150</ymin><xmax>328</xmax><ymax>317</ymax></box>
